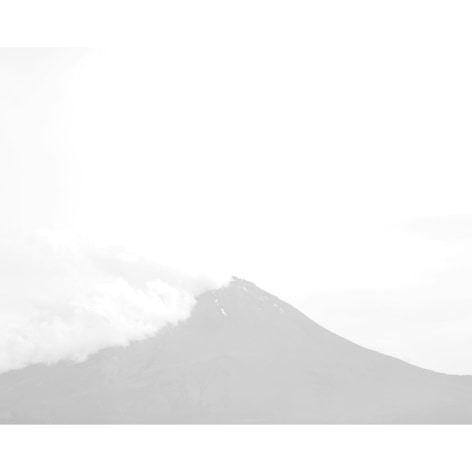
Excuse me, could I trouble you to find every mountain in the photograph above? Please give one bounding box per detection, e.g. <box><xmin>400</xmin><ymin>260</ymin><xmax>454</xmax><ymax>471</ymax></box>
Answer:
<box><xmin>1</xmin><ymin>276</ymin><xmax>472</xmax><ymax>424</ymax></box>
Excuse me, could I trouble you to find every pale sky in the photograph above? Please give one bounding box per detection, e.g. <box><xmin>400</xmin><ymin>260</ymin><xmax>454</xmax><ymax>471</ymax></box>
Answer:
<box><xmin>1</xmin><ymin>5</ymin><xmax>472</xmax><ymax>374</ymax></box>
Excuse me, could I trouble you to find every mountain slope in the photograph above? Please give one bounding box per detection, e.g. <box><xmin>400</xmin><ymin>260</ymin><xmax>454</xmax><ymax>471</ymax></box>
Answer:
<box><xmin>1</xmin><ymin>276</ymin><xmax>471</xmax><ymax>424</ymax></box>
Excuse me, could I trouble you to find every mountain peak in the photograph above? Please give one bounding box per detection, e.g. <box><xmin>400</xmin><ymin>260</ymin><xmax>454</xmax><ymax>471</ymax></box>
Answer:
<box><xmin>1</xmin><ymin>278</ymin><xmax>472</xmax><ymax>424</ymax></box>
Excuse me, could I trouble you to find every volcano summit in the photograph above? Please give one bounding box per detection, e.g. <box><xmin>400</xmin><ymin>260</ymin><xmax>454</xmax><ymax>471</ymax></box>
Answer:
<box><xmin>1</xmin><ymin>276</ymin><xmax>471</xmax><ymax>424</ymax></box>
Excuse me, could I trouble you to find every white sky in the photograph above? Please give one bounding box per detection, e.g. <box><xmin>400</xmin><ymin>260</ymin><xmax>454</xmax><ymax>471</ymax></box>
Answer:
<box><xmin>1</xmin><ymin>2</ymin><xmax>472</xmax><ymax>373</ymax></box>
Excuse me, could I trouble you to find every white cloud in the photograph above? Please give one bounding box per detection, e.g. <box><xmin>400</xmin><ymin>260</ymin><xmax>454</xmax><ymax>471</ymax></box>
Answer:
<box><xmin>0</xmin><ymin>228</ymin><xmax>231</xmax><ymax>374</ymax></box>
<box><xmin>404</xmin><ymin>215</ymin><xmax>472</xmax><ymax>241</ymax></box>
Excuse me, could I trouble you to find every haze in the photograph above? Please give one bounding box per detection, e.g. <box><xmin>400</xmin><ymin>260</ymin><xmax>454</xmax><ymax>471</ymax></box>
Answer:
<box><xmin>1</xmin><ymin>17</ymin><xmax>472</xmax><ymax>375</ymax></box>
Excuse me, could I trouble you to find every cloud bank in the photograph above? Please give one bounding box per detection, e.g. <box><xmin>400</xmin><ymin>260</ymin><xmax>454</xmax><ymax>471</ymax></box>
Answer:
<box><xmin>404</xmin><ymin>215</ymin><xmax>472</xmax><ymax>241</ymax></box>
<box><xmin>0</xmin><ymin>228</ymin><xmax>230</xmax><ymax>374</ymax></box>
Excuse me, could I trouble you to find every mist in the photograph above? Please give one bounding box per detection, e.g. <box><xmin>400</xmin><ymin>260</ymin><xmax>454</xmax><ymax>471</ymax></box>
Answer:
<box><xmin>0</xmin><ymin>228</ymin><xmax>230</xmax><ymax>374</ymax></box>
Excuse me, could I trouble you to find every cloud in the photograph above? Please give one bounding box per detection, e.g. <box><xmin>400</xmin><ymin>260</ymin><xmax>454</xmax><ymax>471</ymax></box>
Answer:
<box><xmin>404</xmin><ymin>215</ymin><xmax>472</xmax><ymax>241</ymax></box>
<box><xmin>0</xmin><ymin>228</ymin><xmax>231</xmax><ymax>374</ymax></box>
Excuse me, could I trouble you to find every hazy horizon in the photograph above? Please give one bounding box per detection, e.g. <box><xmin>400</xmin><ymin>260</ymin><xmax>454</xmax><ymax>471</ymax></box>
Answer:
<box><xmin>1</xmin><ymin>42</ymin><xmax>472</xmax><ymax>375</ymax></box>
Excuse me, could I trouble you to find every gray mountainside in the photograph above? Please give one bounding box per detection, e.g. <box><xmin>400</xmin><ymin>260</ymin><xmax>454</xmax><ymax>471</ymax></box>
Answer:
<box><xmin>1</xmin><ymin>276</ymin><xmax>472</xmax><ymax>424</ymax></box>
